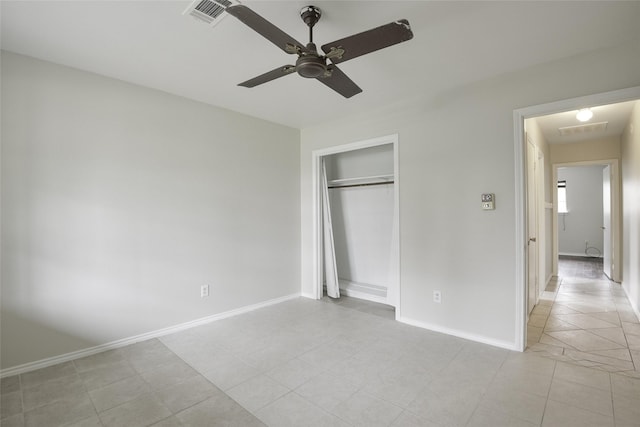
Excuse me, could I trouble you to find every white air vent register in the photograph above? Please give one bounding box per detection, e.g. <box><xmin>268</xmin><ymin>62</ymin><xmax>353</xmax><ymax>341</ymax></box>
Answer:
<box><xmin>183</xmin><ymin>0</ymin><xmax>239</xmax><ymax>27</ymax></box>
<box><xmin>558</xmin><ymin>121</ymin><xmax>609</xmax><ymax>137</ymax></box>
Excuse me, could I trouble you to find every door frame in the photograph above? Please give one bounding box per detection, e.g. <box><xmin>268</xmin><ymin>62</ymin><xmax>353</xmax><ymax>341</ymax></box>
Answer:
<box><xmin>513</xmin><ymin>85</ymin><xmax>640</xmax><ymax>351</ymax></box>
<box><xmin>603</xmin><ymin>164</ymin><xmax>613</xmax><ymax>280</ymax></box>
<box><xmin>311</xmin><ymin>134</ymin><xmax>401</xmax><ymax>317</ymax></box>
<box><xmin>551</xmin><ymin>160</ymin><xmax>620</xmax><ymax>281</ymax></box>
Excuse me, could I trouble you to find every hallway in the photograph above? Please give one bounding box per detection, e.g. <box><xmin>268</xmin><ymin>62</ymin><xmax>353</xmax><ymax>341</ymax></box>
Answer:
<box><xmin>527</xmin><ymin>256</ymin><xmax>640</xmax><ymax>377</ymax></box>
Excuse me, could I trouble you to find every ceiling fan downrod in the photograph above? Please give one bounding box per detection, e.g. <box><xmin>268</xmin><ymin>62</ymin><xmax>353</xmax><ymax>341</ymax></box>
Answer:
<box><xmin>300</xmin><ymin>5</ymin><xmax>321</xmax><ymax>44</ymax></box>
<box><xmin>296</xmin><ymin>6</ymin><xmax>326</xmax><ymax>78</ymax></box>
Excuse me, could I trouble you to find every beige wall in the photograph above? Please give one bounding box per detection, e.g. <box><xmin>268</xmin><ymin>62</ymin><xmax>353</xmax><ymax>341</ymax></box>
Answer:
<box><xmin>1</xmin><ymin>52</ymin><xmax>301</xmax><ymax>370</ymax></box>
<box><xmin>621</xmin><ymin>101</ymin><xmax>640</xmax><ymax>316</ymax></box>
<box><xmin>550</xmin><ymin>136</ymin><xmax>621</xmax><ymax>164</ymax></box>
<box><xmin>525</xmin><ymin>118</ymin><xmax>554</xmax><ymax>282</ymax></box>
<box><xmin>526</xmin><ymin>118</ymin><xmax>552</xmax><ymax>203</ymax></box>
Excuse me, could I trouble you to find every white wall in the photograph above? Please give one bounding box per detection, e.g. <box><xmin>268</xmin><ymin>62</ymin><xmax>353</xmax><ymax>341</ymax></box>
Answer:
<box><xmin>300</xmin><ymin>40</ymin><xmax>640</xmax><ymax>349</ymax></box>
<box><xmin>621</xmin><ymin>101</ymin><xmax>640</xmax><ymax>316</ymax></box>
<box><xmin>1</xmin><ymin>52</ymin><xmax>301</xmax><ymax>369</ymax></box>
<box><xmin>324</xmin><ymin>144</ymin><xmax>394</xmax><ymax>180</ymax></box>
<box><xmin>329</xmin><ymin>187</ymin><xmax>394</xmax><ymax>288</ymax></box>
<box><xmin>557</xmin><ymin>166</ymin><xmax>605</xmax><ymax>257</ymax></box>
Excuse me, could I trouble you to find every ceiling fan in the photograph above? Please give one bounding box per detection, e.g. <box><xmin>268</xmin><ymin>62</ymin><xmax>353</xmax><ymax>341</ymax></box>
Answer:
<box><xmin>223</xmin><ymin>4</ymin><xmax>414</xmax><ymax>98</ymax></box>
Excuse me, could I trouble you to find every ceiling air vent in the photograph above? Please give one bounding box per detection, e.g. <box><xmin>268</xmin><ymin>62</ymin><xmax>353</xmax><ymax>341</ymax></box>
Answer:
<box><xmin>183</xmin><ymin>0</ymin><xmax>237</xmax><ymax>27</ymax></box>
<box><xmin>558</xmin><ymin>121</ymin><xmax>609</xmax><ymax>137</ymax></box>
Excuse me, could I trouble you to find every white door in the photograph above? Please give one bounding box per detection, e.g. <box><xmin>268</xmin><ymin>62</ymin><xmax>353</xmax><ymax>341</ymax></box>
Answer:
<box><xmin>603</xmin><ymin>165</ymin><xmax>612</xmax><ymax>279</ymax></box>
<box><xmin>526</xmin><ymin>140</ymin><xmax>538</xmax><ymax>315</ymax></box>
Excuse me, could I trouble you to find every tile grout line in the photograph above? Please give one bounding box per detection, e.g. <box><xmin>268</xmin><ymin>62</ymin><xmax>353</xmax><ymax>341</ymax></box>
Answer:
<box><xmin>19</xmin><ymin>372</ymin><xmax>25</xmax><ymax>424</ymax></box>
<box><xmin>538</xmin><ymin>359</ymin><xmax>558</xmax><ymax>427</ymax></box>
<box><xmin>609</xmin><ymin>372</ymin><xmax>618</xmax><ymax>427</ymax></box>
<box><xmin>72</xmin><ymin>358</ymin><xmax>103</xmax><ymax>426</ymax></box>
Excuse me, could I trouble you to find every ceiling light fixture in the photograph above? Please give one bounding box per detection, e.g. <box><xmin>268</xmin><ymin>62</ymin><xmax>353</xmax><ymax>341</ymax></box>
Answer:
<box><xmin>576</xmin><ymin>108</ymin><xmax>593</xmax><ymax>122</ymax></box>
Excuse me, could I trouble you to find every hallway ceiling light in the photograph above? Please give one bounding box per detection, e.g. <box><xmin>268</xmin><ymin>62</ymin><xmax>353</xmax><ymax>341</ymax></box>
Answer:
<box><xmin>576</xmin><ymin>108</ymin><xmax>593</xmax><ymax>122</ymax></box>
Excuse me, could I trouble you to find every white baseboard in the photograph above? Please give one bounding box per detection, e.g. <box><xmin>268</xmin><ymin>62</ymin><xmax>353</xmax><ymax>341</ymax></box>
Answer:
<box><xmin>338</xmin><ymin>279</ymin><xmax>388</xmax><ymax>305</ymax></box>
<box><xmin>321</xmin><ymin>279</ymin><xmax>390</xmax><ymax>305</ymax></box>
<box><xmin>300</xmin><ymin>292</ymin><xmax>317</xmax><ymax>299</ymax></box>
<box><xmin>339</xmin><ymin>279</ymin><xmax>386</xmax><ymax>297</ymax></box>
<box><xmin>340</xmin><ymin>287</ymin><xmax>388</xmax><ymax>305</ymax></box>
<box><xmin>559</xmin><ymin>252</ymin><xmax>602</xmax><ymax>258</ymax></box>
<box><xmin>398</xmin><ymin>316</ymin><xmax>517</xmax><ymax>351</ymax></box>
<box><xmin>0</xmin><ymin>293</ymin><xmax>301</xmax><ymax>378</ymax></box>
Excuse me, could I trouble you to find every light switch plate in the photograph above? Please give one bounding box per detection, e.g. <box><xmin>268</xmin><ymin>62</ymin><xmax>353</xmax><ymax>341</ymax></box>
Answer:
<box><xmin>481</xmin><ymin>193</ymin><xmax>495</xmax><ymax>210</ymax></box>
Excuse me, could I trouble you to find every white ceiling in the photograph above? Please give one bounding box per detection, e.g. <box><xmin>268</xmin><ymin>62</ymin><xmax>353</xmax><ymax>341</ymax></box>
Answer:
<box><xmin>2</xmin><ymin>1</ymin><xmax>639</xmax><ymax>129</ymax></box>
<box><xmin>534</xmin><ymin>100</ymin><xmax>637</xmax><ymax>145</ymax></box>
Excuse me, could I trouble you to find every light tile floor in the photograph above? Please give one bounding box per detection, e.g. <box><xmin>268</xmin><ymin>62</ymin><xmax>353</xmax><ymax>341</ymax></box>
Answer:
<box><xmin>527</xmin><ymin>256</ymin><xmax>640</xmax><ymax>379</ymax></box>
<box><xmin>1</xmin><ymin>292</ymin><xmax>639</xmax><ymax>426</ymax></box>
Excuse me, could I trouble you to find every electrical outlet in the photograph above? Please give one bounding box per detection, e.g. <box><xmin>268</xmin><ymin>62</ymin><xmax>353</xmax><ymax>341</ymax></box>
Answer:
<box><xmin>433</xmin><ymin>290</ymin><xmax>442</xmax><ymax>304</ymax></box>
<box><xmin>200</xmin><ymin>285</ymin><xmax>209</xmax><ymax>298</ymax></box>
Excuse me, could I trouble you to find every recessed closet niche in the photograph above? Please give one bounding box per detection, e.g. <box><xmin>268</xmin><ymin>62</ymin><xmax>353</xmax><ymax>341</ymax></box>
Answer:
<box><xmin>322</xmin><ymin>143</ymin><xmax>396</xmax><ymax>306</ymax></box>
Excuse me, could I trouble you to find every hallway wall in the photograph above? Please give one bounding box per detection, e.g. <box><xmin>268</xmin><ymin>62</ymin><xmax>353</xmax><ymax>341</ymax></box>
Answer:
<box><xmin>621</xmin><ymin>101</ymin><xmax>640</xmax><ymax>317</ymax></box>
<box><xmin>525</xmin><ymin>118</ymin><xmax>553</xmax><ymax>282</ymax></box>
<box><xmin>550</xmin><ymin>137</ymin><xmax>621</xmax><ymax>164</ymax></box>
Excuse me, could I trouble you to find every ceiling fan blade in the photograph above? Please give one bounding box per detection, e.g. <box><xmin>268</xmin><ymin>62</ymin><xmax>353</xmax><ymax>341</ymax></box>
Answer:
<box><xmin>238</xmin><ymin>65</ymin><xmax>296</xmax><ymax>88</ymax></box>
<box><xmin>225</xmin><ymin>5</ymin><xmax>306</xmax><ymax>54</ymax></box>
<box><xmin>317</xmin><ymin>65</ymin><xmax>362</xmax><ymax>98</ymax></box>
<box><xmin>321</xmin><ymin>19</ymin><xmax>413</xmax><ymax>64</ymax></box>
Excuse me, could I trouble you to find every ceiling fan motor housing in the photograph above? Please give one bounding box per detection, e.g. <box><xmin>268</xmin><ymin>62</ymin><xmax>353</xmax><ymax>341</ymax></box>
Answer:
<box><xmin>296</xmin><ymin>43</ymin><xmax>326</xmax><ymax>78</ymax></box>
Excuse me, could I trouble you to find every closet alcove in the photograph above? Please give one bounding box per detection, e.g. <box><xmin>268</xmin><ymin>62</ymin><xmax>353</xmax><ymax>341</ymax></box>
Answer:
<box><xmin>321</xmin><ymin>143</ymin><xmax>396</xmax><ymax>306</ymax></box>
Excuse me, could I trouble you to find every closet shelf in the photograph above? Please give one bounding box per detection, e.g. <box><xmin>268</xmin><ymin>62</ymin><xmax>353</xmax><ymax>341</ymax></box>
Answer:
<box><xmin>328</xmin><ymin>174</ymin><xmax>394</xmax><ymax>189</ymax></box>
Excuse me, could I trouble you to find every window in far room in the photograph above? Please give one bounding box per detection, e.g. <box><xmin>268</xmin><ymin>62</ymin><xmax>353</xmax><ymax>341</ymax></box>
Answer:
<box><xmin>557</xmin><ymin>180</ymin><xmax>568</xmax><ymax>213</ymax></box>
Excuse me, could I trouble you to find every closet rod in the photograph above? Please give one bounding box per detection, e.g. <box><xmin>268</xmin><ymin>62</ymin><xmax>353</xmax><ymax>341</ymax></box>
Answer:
<box><xmin>328</xmin><ymin>181</ymin><xmax>394</xmax><ymax>189</ymax></box>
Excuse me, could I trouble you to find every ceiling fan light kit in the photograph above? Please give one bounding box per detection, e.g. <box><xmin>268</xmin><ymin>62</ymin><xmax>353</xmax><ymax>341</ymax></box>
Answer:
<box><xmin>219</xmin><ymin>4</ymin><xmax>413</xmax><ymax>98</ymax></box>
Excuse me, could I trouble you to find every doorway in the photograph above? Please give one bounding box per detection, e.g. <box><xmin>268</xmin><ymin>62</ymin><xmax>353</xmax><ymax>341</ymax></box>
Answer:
<box><xmin>311</xmin><ymin>134</ymin><xmax>401</xmax><ymax>318</ymax></box>
<box><xmin>513</xmin><ymin>86</ymin><xmax>640</xmax><ymax>351</ymax></box>
<box><xmin>552</xmin><ymin>160</ymin><xmax>620</xmax><ymax>284</ymax></box>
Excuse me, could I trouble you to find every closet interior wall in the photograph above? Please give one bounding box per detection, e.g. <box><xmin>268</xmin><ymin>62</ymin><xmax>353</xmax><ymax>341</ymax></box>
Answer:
<box><xmin>324</xmin><ymin>144</ymin><xmax>395</xmax><ymax>304</ymax></box>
